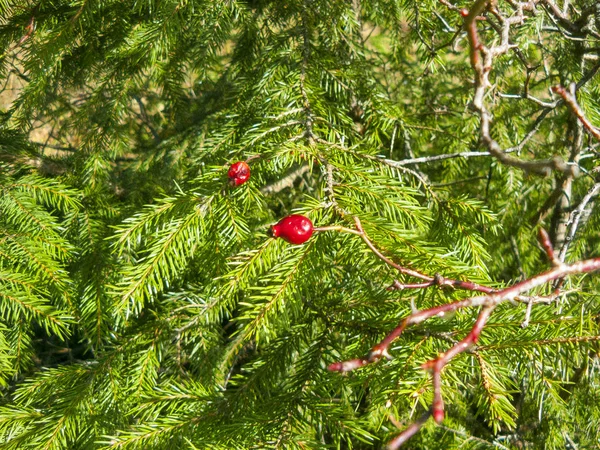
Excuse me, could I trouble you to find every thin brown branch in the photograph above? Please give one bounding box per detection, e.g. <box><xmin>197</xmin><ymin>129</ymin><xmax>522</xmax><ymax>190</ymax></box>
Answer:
<box><xmin>521</xmin><ymin>298</ymin><xmax>534</xmax><ymax>328</ymax></box>
<box><xmin>373</xmin><ymin>151</ymin><xmax>493</xmax><ymax>166</ymax></box>
<box><xmin>538</xmin><ymin>227</ymin><xmax>559</xmax><ymax>265</ymax></box>
<box><xmin>551</xmin><ymin>119</ymin><xmax>583</xmax><ymax>255</ymax></box>
<box><xmin>387</xmin><ymin>410</ymin><xmax>432</xmax><ymax>450</ymax></box>
<box><xmin>332</xmin><ymin>257</ymin><xmax>600</xmax><ymax>372</ymax></box>
<box><xmin>425</xmin><ymin>304</ymin><xmax>496</xmax><ymax>423</ymax></box>
<box><xmin>317</xmin><ymin>216</ymin><xmax>497</xmax><ymax>293</ymax></box>
<box><xmin>388</xmin><ymin>273</ymin><xmax>496</xmax><ymax>294</ymax></box>
<box><xmin>529</xmin><ymin>181</ymin><xmax>570</xmax><ymax>226</ymax></box>
<box><xmin>505</xmin><ymin>105</ymin><xmax>554</xmax><ymax>154</ymax></box>
<box><xmin>313</xmin><ymin>225</ymin><xmax>362</xmax><ymax>236</ymax></box>
<box><xmin>552</xmin><ymin>84</ymin><xmax>600</xmax><ymax>141</ymax></box>
<box><xmin>351</xmin><ymin>216</ymin><xmax>433</xmax><ymax>282</ymax></box>
<box><xmin>541</xmin><ymin>0</ymin><xmax>600</xmax><ymax>39</ymax></box>
<box><xmin>18</xmin><ymin>15</ymin><xmax>35</xmax><ymax>45</ymax></box>
<box><xmin>439</xmin><ymin>0</ymin><xmax>459</xmax><ymax>12</ymax></box>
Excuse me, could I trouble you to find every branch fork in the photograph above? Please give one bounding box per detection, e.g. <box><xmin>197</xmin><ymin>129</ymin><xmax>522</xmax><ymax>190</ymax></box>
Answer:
<box><xmin>318</xmin><ymin>216</ymin><xmax>600</xmax><ymax>448</ymax></box>
<box><xmin>439</xmin><ymin>0</ymin><xmax>581</xmax><ymax>177</ymax></box>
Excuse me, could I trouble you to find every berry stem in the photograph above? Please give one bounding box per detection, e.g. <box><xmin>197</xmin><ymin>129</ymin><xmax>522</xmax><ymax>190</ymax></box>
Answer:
<box><xmin>313</xmin><ymin>225</ymin><xmax>362</xmax><ymax>235</ymax></box>
<box><xmin>244</xmin><ymin>154</ymin><xmax>262</xmax><ymax>163</ymax></box>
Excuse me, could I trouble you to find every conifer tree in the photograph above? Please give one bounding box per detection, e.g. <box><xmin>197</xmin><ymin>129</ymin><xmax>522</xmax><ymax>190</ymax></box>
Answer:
<box><xmin>1</xmin><ymin>0</ymin><xmax>600</xmax><ymax>448</ymax></box>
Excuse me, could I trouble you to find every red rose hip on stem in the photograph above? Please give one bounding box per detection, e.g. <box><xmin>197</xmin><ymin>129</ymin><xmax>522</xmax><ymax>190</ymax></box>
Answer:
<box><xmin>271</xmin><ymin>214</ymin><xmax>313</xmax><ymax>245</ymax></box>
<box><xmin>228</xmin><ymin>161</ymin><xmax>250</xmax><ymax>186</ymax></box>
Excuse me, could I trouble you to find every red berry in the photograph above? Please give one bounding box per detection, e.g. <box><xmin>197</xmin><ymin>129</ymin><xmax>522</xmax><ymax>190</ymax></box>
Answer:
<box><xmin>270</xmin><ymin>214</ymin><xmax>313</xmax><ymax>245</ymax></box>
<box><xmin>228</xmin><ymin>161</ymin><xmax>250</xmax><ymax>186</ymax></box>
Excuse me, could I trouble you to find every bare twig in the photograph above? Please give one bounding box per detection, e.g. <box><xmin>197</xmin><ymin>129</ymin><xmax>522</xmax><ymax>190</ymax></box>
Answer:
<box><xmin>354</xmin><ymin>217</ymin><xmax>498</xmax><ymax>292</ymax></box>
<box><xmin>425</xmin><ymin>304</ymin><xmax>496</xmax><ymax>423</ymax></box>
<box><xmin>387</xmin><ymin>411</ymin><xmax>432</xmax><ymax>450</ymax></box>
<box><xmin>352</xmin><ymin>216</ymin><xmax>433</xmax><ymax>282</ymax></box>
<box><xmin>558</xmin><ymin>181</ymin><xmax>600</xmax><ymax>261</ymax></box>
<box><xmin>552</xmin><ymin>84</ymin><xmax>600</xmax><ymax>141</ymax></box>
<box><xmin>538</xmin><ymin>227</ymin><xmax>560</xmax><ymax>266</ymax></box>
<box><xmin>505</xmin><ymin>107</ymin><xmax>554</xmax><ymax>154</ymax></box>
<box><xmin>331</xmin><ymin>257</ymin><xmax>599</xmax><ymax>368</ymax></box>
<box><xmin>521</xmin><ymin>298</ymin><xmax>534</xmax><ymax>328</ymax></box>
<box><xmin>541</xmin><ymin>0</ymin><xmax>600</xmax><ymax>39</ymax></box>
<box><xmin>18</xmin><ymin>15</ymin><xmax>35</xmax><ymax>45</ymax></box>
<box><xmin>551</xmin><ymin>118</ymin><xmax>583</xmax><ymax>254</ymax></box>
<box><xmin>373</xmin><ymin>151</ymin><xmax>493</xmax><ymax>166</ymax></box>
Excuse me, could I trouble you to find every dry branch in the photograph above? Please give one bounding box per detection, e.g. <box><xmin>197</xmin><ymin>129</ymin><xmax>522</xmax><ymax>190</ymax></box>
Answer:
<box><xmin>323</xmin><ymin>214</ymin><xmax>600</xmax><ymax>447</ymax></box>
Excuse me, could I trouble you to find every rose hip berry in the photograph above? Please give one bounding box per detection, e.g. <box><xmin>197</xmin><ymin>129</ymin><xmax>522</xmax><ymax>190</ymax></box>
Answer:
<box><xmin>228</xmin><ymin>161</ymin><xmax>250</xmax><ymax>186</ymax></box>
<box><xmin>270</xmin><ymin>214</ymin><xmax>313</xmax><ymax>245</ymax></box>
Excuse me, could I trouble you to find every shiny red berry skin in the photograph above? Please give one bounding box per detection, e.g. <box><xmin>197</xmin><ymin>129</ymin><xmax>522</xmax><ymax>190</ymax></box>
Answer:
<box><xmin>271</xmin><ymin>214</ymin><xmax>313</xmax><ymax>245</ymax></box>
<box><xmin>228</xmin><ymin>161</ymin><xmax>250</xmax><ymax>186</ymax></box>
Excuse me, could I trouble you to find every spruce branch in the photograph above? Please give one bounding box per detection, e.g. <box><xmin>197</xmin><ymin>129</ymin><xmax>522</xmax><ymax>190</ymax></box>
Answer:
<box><xmin>299</xmin><ymin>0</ymin><xmax>315</xmax><ymax>146</ymax></box>
<box><xmin>4</xmin><ymin>1</ymin><xmax>600</xmax><ymax>448</ymax></box>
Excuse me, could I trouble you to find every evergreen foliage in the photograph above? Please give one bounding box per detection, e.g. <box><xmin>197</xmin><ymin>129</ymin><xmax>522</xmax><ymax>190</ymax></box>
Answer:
<box><xmin>0</xmin><ymin>0</ymin><xmax>599</xmax><ymax>448</ymax></box>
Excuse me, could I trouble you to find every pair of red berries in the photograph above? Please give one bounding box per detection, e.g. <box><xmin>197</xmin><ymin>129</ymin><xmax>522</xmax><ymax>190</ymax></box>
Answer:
<box><xmin>228</xmin><ymin>161</ymin><xmax>313</xmax><ymax>244</ymax></box>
